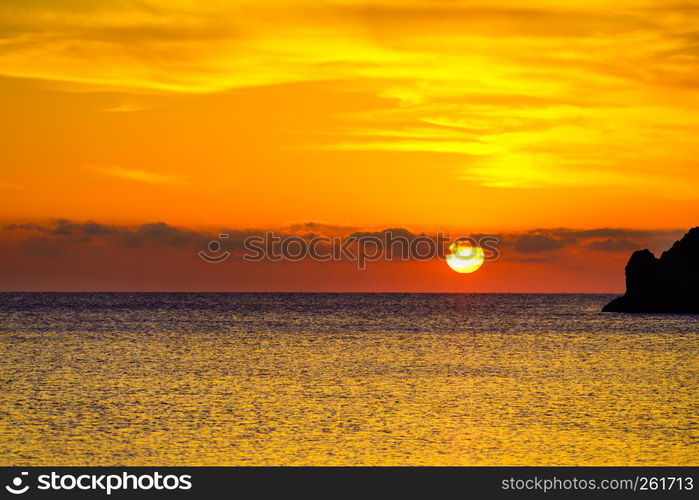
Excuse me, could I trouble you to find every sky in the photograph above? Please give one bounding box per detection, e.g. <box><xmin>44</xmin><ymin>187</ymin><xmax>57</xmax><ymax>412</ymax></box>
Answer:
<box><xmin>0</xmin><ymin>0</ymin><xmax>697</xmax><ymax>291</ymax></box>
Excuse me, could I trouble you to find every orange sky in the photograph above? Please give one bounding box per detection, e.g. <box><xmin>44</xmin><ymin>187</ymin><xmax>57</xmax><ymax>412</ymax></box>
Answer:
<box><xmin>0</xmin><ymin>1</ymin><xmax>697</xmax><ymax>291</ymax></box>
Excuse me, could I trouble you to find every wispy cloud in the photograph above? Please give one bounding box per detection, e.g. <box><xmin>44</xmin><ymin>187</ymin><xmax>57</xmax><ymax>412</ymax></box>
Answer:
<box><xmin>99</xmin><ymin>101</ymin><xmax>153</xmax><ymax>113</ymax></box>
<box><xmin>87</xmin><ymin>166</ymin><xmax>185</xmax><ymax>186</ymax></box>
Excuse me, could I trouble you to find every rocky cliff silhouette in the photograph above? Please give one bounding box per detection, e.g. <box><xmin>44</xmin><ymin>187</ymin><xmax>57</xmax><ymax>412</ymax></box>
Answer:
<box><xmin>603</xmin><ymin>227</ymin><xmax>699</xmax><ymax>313</ymax></box>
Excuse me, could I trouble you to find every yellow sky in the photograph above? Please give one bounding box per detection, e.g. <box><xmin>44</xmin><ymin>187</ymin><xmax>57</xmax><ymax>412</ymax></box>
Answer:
<box><xmin>0</xmin><ymin>0</ymin><xmax>698</xmax><ymax>230</ymax></box>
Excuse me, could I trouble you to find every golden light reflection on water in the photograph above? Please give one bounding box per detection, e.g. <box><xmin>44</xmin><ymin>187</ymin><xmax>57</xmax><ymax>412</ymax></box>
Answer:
<box><xmin>1</xmin><ymin>329</ymin><xmax>696</xmax><ymax>465</ymax></box>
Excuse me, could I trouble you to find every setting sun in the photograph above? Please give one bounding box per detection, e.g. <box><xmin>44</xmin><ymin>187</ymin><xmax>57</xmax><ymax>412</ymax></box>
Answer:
<box><xmin>446</xmin><ymin>242</ymin><xmax>485</xmax><ymax>274</ymax></box>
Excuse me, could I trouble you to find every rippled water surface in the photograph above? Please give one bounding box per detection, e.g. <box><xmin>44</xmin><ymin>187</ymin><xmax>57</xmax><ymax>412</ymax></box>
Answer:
<box><xmin>0</xmin><ymin>293</ymin><xmax>697</xmax><ymax>465</ymax></box>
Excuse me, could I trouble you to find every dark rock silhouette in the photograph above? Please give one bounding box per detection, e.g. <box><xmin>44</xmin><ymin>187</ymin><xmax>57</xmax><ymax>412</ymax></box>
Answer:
<box><xmin>603</xmin><ymin>227</ymin><xmax>699</xmax><ymax>313</ymax></box>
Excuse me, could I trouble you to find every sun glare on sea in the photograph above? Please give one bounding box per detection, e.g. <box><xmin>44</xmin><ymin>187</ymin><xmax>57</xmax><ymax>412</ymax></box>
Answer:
<box><xmin>446</xmin><ymin>241</ymin><xmax>485</xmax><ymax>274</ymax></box>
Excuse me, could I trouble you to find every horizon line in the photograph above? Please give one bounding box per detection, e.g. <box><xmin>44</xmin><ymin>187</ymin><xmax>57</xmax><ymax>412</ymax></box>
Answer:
<box><xmin>0</xmin><ymin>290</ymin><xmax>623</xmax><ymax>294</ymax></box>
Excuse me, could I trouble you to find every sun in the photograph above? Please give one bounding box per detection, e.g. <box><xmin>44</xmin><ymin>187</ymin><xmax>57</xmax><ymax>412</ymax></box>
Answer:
<box><xmin>446</xmin><ymin>241</ymin><xmax>485</xmax><ymax>274</ymax></box>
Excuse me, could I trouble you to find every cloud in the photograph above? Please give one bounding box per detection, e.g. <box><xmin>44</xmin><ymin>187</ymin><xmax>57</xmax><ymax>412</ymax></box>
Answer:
<box><xmin>0</xmin><ymin>1</ymin><xmax>698</xmax><ymax>196</ymax></box>
<box><xmin>21</xmin><ymin>236</ymin><xmax>67</xmax><ymax>258</ymax></box>
<box><xmin>286</xmin><ymin>222</ymin><xmax>358</xmax><ymax>237</ymax></box>
<box><xmin>511</xmin><ymin>232</ymin><xmax>568</xmax><ymax>253</ymax></box>
<box><xmin>565</xmin><ymin>228</ymin><xmax>681</xmax><ymax>239</ymax></box>
<box><xmin>99</xmin><ymin>101</ymin><xmax>153</xmax><ymax>113</ymax></box>
<box><xmin>5</xmin><ymin>218</ymin><xmax>207</xmax><ymax>247</ymax></box>
<box><xmin>585</xmin><ymin>238</ymin><xmax>640</xmax><ymax>252</ymax></box>
<box><xmin>50</xmin><ymin>219</ymin><xmax>116</xmax><ymax>237</ymax></box>
<box><xmin>502</xmin><ymin>227</ymin><xmax>686</xmax><ymax>255</ymax></box>
<box><xmin>123</xmin><ymin>222</ymin><xmax>207</xmax><ymax>247</ymax></box>
<box><xmin>87</xmin><ymin>165</ymin><xmax>186</xmax><ymax>185</ymax></box>
<box><xmin>2</xmin><ymin>220</ymin><xmax>688</xmax><ymax>267</ymax></box>
<box><xmin>0</xmin><ymin>2</ymin><xmax>696</xmax><ymax>95</ymax></box>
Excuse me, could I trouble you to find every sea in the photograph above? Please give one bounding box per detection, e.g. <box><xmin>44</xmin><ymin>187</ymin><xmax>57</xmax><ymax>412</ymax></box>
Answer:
<box><xmin>0</xmin><ymin>293</ymin><xmax>696</xmax><ymax>465</ymax></box>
